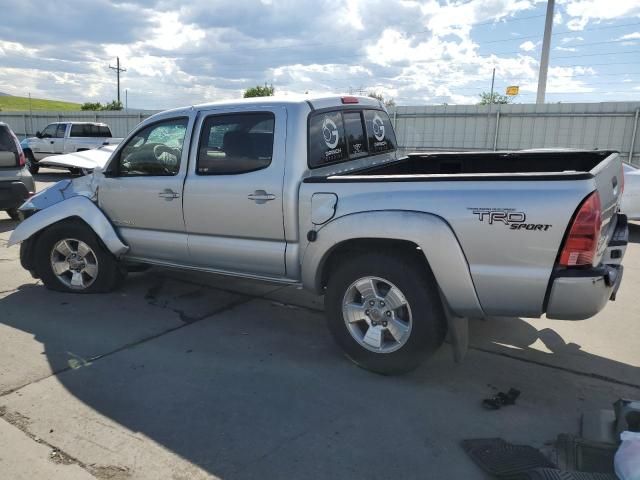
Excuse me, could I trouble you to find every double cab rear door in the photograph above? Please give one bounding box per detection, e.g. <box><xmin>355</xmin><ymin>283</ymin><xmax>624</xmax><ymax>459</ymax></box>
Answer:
<box><xmin>98</xmin><ymin>104</ymin><xmax>288</xmax><ymax>277</ymax></box>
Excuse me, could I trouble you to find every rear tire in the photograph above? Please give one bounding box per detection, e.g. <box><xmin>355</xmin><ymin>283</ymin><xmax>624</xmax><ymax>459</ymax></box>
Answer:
<box><xmin>25</xmin><ymin>151</ymin><xmax>39</xmax><ymax>174</ymax></box>
<box><xmin>325</xmin><ymin>252</ymin><xmax>446</xmax><ymax>375</ymax></box>
<box><xmin>34</xmin><ymin>220</ymin><xmax>126</xmax><ymax>293</ymax></box>
<box><xmin>5</xmin><ymin>208</ymin><xmax>20</xmax><ymax>221</ymax></box>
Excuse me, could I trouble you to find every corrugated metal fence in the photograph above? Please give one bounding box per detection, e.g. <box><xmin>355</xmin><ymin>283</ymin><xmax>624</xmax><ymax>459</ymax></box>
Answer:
<box><xmin>389</xmin><ymin>102</ymin><xmax>640</xmax><ymax>165</ymax></box>
<box><xmin>0</xmin><ymin>110</ymin><xmax>158</xmax><ymax>139</ymax></box>
<box><xmin>1</xmin><ymin>102</ymin><xmax>639</xmax><ymax>165</ymax></box>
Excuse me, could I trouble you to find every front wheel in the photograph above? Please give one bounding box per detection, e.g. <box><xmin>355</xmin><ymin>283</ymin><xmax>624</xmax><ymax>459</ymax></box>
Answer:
<box><xmin>325</xmin><ymin>252</ymin><xmax>446</xmax><ymax>375</ymax></box>
<box><xmin>34</xmin><ymin>220</ymin><xmax>126</xmax><ymax>293</ymax></box>
<box><xmin>5</xmin><ymin>208</ymin><xmax>20</xmax><ymax>221</ymax></box>
<box><xmin>25</xmin><ymin>151</ymin><xmax>39</xmax><ymax>174</ymax></box>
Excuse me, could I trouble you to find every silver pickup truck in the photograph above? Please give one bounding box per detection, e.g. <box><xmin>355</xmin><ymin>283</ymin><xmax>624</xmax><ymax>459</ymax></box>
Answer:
<box><xmin>8</xmin><ymin>95</ymin><xmax>629</xmax><ymax>374</ymax></box>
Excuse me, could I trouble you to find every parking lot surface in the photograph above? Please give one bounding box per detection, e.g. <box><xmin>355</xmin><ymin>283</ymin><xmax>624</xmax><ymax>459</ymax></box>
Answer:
<box><xmin>0</xmin><ymin>170</ymin><xmax>639</xmax><ymax>479</ymax></box>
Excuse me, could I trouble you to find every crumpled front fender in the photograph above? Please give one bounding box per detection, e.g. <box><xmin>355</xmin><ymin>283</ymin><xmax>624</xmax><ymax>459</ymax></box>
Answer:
<box><xmin>8</xmin><ymin>196</ymin><xmax>129</xmax><ymax>257</ymax></box>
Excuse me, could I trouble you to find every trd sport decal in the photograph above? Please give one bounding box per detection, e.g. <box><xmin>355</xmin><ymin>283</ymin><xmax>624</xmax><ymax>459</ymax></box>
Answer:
<box><xmin>468</xmin><ymin>208</ymin><xmax>552</xmax><ymax>231</ymax></box>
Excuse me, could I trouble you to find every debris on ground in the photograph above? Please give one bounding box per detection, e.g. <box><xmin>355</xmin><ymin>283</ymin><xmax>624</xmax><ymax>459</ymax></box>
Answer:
<box><xmin>482</xmin><ymin>387</ymin><xmax>521</xmax><ymax>410</ymax></box>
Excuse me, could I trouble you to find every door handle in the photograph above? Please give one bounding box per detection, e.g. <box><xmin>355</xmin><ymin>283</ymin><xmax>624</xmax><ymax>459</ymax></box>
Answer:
<box><xmin>248</xmin><ymin>190</ymin><xmax>276</xmax><ymax>204</ymax></box>
<box><xmin>50</xmin><ymin>141</ymin><xmax>55</xmax><ymax>144</ymax></box>
<box><xmin>158</xmin><ymin>188</ymin><xmax>180</xmax><ymax>200</ymax></box>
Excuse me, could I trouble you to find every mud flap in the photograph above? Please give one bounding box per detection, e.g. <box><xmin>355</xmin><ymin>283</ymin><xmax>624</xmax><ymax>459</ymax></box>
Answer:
<box><xmin>443</xmin><ymin>298</ymin><xmax>469</xmax><ymax>363</ymax></box>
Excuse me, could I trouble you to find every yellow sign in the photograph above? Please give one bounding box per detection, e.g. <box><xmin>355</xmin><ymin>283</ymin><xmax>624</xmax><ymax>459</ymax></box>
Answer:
<box><xmin>506</xmin><ymin>86</ymin><xmax>519</xmax><ymax>96</ymax></box>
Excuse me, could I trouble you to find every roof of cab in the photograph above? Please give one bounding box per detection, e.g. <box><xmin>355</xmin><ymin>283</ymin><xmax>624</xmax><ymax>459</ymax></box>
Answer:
<box><xmin>153</xmin><ymin>94</ymin><xmax>383</xmax><ymax>119</ymax></box>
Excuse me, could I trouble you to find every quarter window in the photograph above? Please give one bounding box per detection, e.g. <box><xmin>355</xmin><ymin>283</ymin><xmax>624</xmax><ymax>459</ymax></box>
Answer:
<box><xmin>115</xmin><ymin>118</ymin><xmax>188</xmax><ymax>176</ymax></box>
<box><xmin>197</xmin><ymin>112</ymin><xmax>274</xmax><ymax>175</ymax></box>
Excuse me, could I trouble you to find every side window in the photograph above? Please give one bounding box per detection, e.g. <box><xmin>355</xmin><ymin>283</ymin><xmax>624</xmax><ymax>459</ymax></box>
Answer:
<box><xmin>70</xmin><ymin>124</ymin><xmax>86</xmax><ymax>137</ymax></box>
<box><xmin>308</xmin><ymin>111</ymin><xmax>347</xmax><ymax>168</ymax></box>
<box><xmin>98</xmin><ymin>126</ymin><xmax>111</xmax><ymax>137</ymax></box>
<box><xmin>40</xmin><ymin>124</ymin><xmax>57</xmax><ymax>138</ymax></box>
<box><xmin>115</xmin><ymin>117</ymin><xmax>188</xmax><ymax>177</ymax></box>
<box><xmin>343</xmin><ymin>111</ymin><xmax>368</xmax><ymax>158</ymax></box>
<box><xmin>197</xmin><ymin>112</ymin><xmax>274</xmax><ymax>175</ymax></box>
<box><xmin>364</xmin><ymin>109</ymin><xmax>396</xmax><ymax>153</ymax></box>
<box><xmin>55</xmin><ymin>124</ymin><xmax>67</xmax><ymax>138</ymax></box>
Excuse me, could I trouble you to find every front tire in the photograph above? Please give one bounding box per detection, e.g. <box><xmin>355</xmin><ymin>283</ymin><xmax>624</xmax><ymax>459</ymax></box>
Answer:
<box><xmin>5</xmin><ymin>208</ymin><xmax>20</xmax><ymax>221</ymax></box>
<box><xmin>34</xmin><ymin>220</ymin><xmax>126</xmax><ymax>293</ymax></box>
<box><xmin>325</xmin><ymin>252</ymin><xmax>446</xmax><ymax>375</ymax></box>
<box><xmin>25</xmin><ymin>151</ymin><xmax>39</xmax><ymax>174</ymax></box>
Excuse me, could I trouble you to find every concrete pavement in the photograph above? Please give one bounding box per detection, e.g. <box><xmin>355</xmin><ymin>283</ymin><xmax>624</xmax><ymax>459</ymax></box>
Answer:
<box><xmin>0</xmin><ymin>170</ymin><xmax>638</xmax><ymax>479</ymax></box>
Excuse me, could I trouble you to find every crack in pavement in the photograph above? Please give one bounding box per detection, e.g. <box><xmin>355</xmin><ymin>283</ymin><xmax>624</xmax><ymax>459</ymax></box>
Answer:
<box><xmin>0</xmin><ymin>406</ymin><xmax>130</xmax><ymax>479</ymax></box>
<box><xmin>469</xmin><ymin>345</ymin><xmax>640</xmax><ymax>390</ymax></box>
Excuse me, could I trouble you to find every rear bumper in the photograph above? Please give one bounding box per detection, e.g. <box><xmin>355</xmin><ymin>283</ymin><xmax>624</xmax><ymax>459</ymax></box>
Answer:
<box><xmin>546</xmin><ymin>213</ymin><xmax>628</xmax><ymax>320</ymax></box>
<box><xmin>0</xmin><ymin>180</ymin><xmax>31</xmax><ymax>210</ymax></box>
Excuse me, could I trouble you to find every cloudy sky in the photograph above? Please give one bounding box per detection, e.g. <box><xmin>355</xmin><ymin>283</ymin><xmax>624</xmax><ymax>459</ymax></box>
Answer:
<box><xmin>0</xmin><ymin>0</ymin><xmax>638</xmax><ymax>108</ymax></box>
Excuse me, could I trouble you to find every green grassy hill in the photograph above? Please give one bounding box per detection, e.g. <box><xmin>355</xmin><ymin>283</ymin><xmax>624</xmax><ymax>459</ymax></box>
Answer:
<box><xmin>0</xmin><ymin>95</ymin><xmax>81</xmax><ymax>111</ymax></box>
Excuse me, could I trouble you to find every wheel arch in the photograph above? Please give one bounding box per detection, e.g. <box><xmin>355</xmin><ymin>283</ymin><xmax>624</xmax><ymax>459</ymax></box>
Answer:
<box><xmin>8</xmin><ymin>196</ymin><xmax>128</xmax><ymax>257</ymax></box>
<box><xmin>302</xmin><ymin>210</ymin><xmax>484</xmax><ymax>318</ymax></box>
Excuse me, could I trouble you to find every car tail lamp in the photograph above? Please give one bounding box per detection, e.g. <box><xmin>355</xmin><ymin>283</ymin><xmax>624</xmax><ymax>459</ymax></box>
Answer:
<box><xmin>559</xmin><ymin>192</ymin><xmax>602</xmax><ymax>267</ymax></box>
<box><xmin>341</xmin><ymin>96</ymin><xmax>359</xmax><ymax>104</ymax></box>
<box><xmin>9</xmin><ymin>131</ymin><xmax>26</xmax><ymax>166</ymax></box>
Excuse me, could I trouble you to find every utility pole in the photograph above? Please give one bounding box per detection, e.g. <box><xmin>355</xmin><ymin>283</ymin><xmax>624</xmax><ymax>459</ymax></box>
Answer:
<box><xmin>536</xmin><ymin>0</ymin><xmax>555</xmax><ymax>104</ymax></box>
<box><xmin>489</xmin><ymin>68</ymin><xmax>496</xmax><ymax>104</ymax></box>
<box><xmin>109</xmin><ymin>57</ymin><xmax>127</xmax><ymax>104</ymax></box>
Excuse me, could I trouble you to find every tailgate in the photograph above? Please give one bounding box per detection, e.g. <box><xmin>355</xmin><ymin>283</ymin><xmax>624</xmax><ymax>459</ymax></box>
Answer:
<box><xmin>591</xmin><ymin>152</ymin><xmax>624</xmax><ymax>264</ymax></box>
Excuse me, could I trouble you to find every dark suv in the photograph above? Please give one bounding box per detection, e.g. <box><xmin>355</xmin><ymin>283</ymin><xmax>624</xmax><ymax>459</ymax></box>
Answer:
<box><xmin>0</xmin><ymin>122</ymin><xmax>35</xmax><ymax>220</ymax></box>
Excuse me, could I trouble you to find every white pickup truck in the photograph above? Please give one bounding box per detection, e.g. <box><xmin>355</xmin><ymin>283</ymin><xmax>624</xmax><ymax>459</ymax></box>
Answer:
<box><xmin>9</xmin><ymin>95</ymin><xmax>629</xmax><ymax>374</ymax></box>
<box><xmin>20</xmin><ymin>122</ymin><xmax>123</xmax><ymax>174</ymax></box>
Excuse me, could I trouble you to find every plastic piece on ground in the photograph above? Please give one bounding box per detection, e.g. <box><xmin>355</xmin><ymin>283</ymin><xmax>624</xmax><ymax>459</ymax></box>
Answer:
<box><xmin>615</xmin><ymin>431</ymin><xmax>640</xmax><ymax>480</ymax></box>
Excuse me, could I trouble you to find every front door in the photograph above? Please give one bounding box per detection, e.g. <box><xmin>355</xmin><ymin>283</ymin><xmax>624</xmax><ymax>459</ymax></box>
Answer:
<box><xmin>50</xmin><ymin>123</ymin><xmax>68</xmax><ymax>154</ymax></box>
<box><xmin>182</xmin><ymin>107</ymin><xmax>287</xmax><ymax>277</ymax></box>
<box><xmin>33</xmin><ymin>123</ymin><xmax>58</xmax><ymax>160</ymax></box>
<box><xmin>98</xmin><ymin>116</ymin><xmax>194</xmax><ymax>263</ymax></box>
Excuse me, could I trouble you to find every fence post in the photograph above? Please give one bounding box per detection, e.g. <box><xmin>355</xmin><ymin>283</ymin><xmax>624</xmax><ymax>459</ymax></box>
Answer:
<box><xmin>629</xmin><ymin>108</ymin><xmax>639</xmax><ymax>164</ymax></box>
<box><xmin>493</xmin><ymin>111</ymin><xmax>500</xmax><ymax>151</ymax></box>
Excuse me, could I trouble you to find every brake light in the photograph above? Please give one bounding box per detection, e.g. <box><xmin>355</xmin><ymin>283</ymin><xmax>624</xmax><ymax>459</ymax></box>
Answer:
<box><xmin>9</xmin><ymin>131</ymin><xmax>25</xmax><ymax>166</ymax></box>
<box><xmin>341</xmin><ymin>96</ymin><xmax>359</xmax><ymax>104</ymax></box>
<box><xmin>559</xmin><ymin>192</ymin><xmax>602</xmax><ymax>267</ymax></box>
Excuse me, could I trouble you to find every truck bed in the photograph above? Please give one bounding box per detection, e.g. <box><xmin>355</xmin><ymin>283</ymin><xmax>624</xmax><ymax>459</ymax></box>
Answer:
<box><xmin>306</xmin><ymin>150</ymin><xmax>615</xmax><ymax>181</ymax></box>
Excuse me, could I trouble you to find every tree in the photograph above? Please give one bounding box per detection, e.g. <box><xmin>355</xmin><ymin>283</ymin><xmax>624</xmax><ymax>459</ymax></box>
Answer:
<box><xmin>81</xmin><ymin>102</ymin><xmax>103</xmax><ymax>111</ymax></box>
<box><xmin>80</xmin><ymin>100</ymin><xmax>123</xmax><ymax>111</ymax></box>
<box><xmin>102</xmin><ymin>100</ymin><xmax>123</xmax><ymax>111</ymax></box>
<box><xmin>243</xmin><ymin>84</ymin><xmax>275</xmax><ymax>98</ymax></box>
<box><xmin>367</xmin><ymin>91</ymin><xmax>396</xmax><ymax>108</ymax></box>
<box><xmin>478</xmin><ymin>91</ymin><xmax>512</xmax><ymax>105</ymax></box>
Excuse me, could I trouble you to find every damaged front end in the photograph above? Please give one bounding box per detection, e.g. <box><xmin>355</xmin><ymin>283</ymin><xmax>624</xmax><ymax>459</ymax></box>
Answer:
<box><xmin>8</xmin><ymin>170</ymin><xmax>128</xmax><ymax>273</ymax></box>
<box><xmin>17</xmin><ymin>172</ymin><xmax>101</xmax><ymax>220</ymax></box>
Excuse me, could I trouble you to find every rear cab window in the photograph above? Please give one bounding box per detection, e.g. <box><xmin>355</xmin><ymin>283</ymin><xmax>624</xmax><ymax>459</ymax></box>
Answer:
<box><xmin>308</xmin><ymin>108</ymin><xmax>396</xmax><ymax>168</ymax></box>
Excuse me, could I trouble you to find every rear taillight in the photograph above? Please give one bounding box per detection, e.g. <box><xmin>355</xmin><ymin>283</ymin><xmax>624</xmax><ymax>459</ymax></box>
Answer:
<box><xmin>10</xmin><ymin>131</ymin><xmax>25</xmax><ymax>166</ymax></box>
<box><xmin>559</xmin><ymin>192</ymin><xmax>602</xmax><ymax>267</ymax></box>
<box><xmin>620</xmin><ymin>164</ymin><xmax>625</xmax><ymax>194</ymax></box>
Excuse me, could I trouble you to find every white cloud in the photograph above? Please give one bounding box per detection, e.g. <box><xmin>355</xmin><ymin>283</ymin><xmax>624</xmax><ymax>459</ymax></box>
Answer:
<box><xmin>555</xmin><ymin>46</ymin><xmax>577</xmax><ymax>51</ymax></box>
<box><xmin>520</xmin><ymin>40</ymin><xmax>537</xmax><ymax>51</ymax></box>
<box><xmin>560</xmin><ymin>0</ymin><xmax>640</xmax><ymax>31</ymax></box>
<box><xmin>618</xmin><ymin>32</ymin><xmax>640</xmax><ymax>40</ymax></box>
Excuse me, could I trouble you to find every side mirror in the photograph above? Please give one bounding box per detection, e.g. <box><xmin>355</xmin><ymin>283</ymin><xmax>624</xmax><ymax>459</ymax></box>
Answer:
<box><xmin>35</xmin><ymin>131</ymin><xmax>41</xmax><ymax>138</ymax></box>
